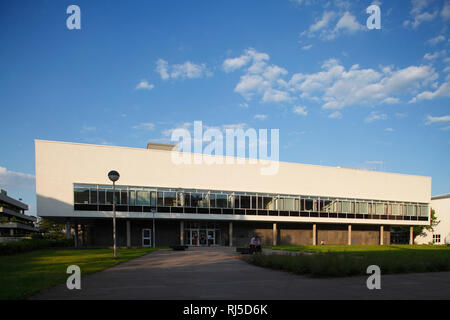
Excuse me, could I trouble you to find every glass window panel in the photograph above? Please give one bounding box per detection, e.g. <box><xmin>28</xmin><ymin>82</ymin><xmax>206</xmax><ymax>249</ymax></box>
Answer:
<box><xmin>420</xmin><ymin>205</ymin><xmax>428</xmax><ymax>217</ymax></box>
<box><xmin>376</xmin><ymin>203</ymin><xmax>384</xmax><ymax>215</ymax></box>
<box><xmin>240</xmin><ymin>196</ymin><xmax>250</xmax><ymax>209</ymax></box>
<box><xmin>106</xmin><ymin>190</ymin><xmax>114</xmax><ymax>204</ymax></box>
<box><xmin>251</xmin><ymin>196</ymin><xmax>257</xmax><ymax>209</ymax></box>
<box><xmin>216</xmin><ymin>194</ymin><xmax>227</xmax><ymax>208</ymax></box>
<box><xmin>228</xmin><ymin>194</ymin><xmax>234</xmax><ymax>208</ymax></box>
<box><xmin>406</xmin><ymin>205</ymin><xmax>414</xmax><ymax>216</ymax></box>
<box><xmin>191</xmin><ymin>193</ymin><xmax>202</xmax><ymax>207</ymax></box>
<box><xmin>136</xmin><ymin>191</ymin><xmax>150</xmax><ymax>206</ymax></box>
<box><xmin>284</xmin><ymin>198</ymin><xmax>295</xmax><ymax>211</ymax></box>
<box><xmin>392</xmin><ymin>204</ymin><xmax>400</xmax><ymax>215</ymax></box>
<box><xmin>359</xmin><ymin>202</ymin><xmax>368</xmax><ymax>214</ymax></box>
<box><xmin>120</xmin><ymin>190</ymin><xmax>128</xmax><ymax>205</ymax></box>
<box><xmin>74</xmin><ymin>188</ymin><xmax>89</xmax><ymax>204</ymax></box>
<box><xmin>342</xmin><ymin>201</ymin><xmax>351</xmax><ymax>213</ymax></box>
<box><xmin>305</xmin><ymin>199</ymin><xmax>313</xmax><ymax>211</ymax></box>
<box><xmin>89</xmin><ymin>189</ymin><xmax>97</xmax><ymax>204</ymax></box>
<box><xmin>321</xmin><ymin>200</ymin><xmax>331</xmax><ymax>212</ymax></box>
<box><xmin>263</xmin><ymin>197</ymin><xmax>274</xmax><ymax>210</ymax></box>
<box><xmin>164</xmin><ymin>192</ymin><xmax>176</xmax><ymax>206</ymax></box>
<box><xmin>234</xmin><ymin>195</ymin><xmax>240</xmax><ymax>209</ymax></box>
<box><xmin>129</xmin><ymin>190</ymin><xmax>136</xmax><ymax>205</ymax></box>
<box><xmin>209</xmin><ymin>194</ymin><xmax>215</xmax><ymax>208</ymax></box>
<box><xmin>98</xmin><ymin>189</ymin><xmax>106</xmax><ymax>204</ymax></box>
<box><xmin>157</xmin><ymin>192</ymin><xmax>164</xmax><ymax>206</ymax></box>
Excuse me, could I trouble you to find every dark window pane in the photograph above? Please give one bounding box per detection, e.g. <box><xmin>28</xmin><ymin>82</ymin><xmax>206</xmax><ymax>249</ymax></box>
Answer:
<box><xmin>120</xmin><ymin>190</ymin><xmax>128</xmax><ymax>205</ymax></box>
<box><xmin>216</xmin><ymin>194</ymin><xmax>227</xmax><ymax>208</ymax></box>
<box><xmin>251</xmin><ymin>196</ymin><xmax>257</xmax><ymax>209</ymax></box>
<box><xmin>240</xmin><ymin>196</ymin><xmax>250</xmax><ymax>208</ymax></box>
<box><xmin>98</xmin><ymin>189</ymin><xmax>106</xmax><ymax>204</ymax></box>
<box><xmin>90</xmin><ymin>189</ymin><xmax>97</xmax><ymax>204</ymax></box>
<box><xmin>106</xmin><ymin>190</ymin><xmax>114</xmax><ymax>204</ymax></box>
<box><xmin>157</xmin><ymin>192</ymin><xmax>164</xmax><ymax>206</ymax></box>
<box><xmin>305</xmin><ymin>199</ymin><xmax>314</xmax><ymax>211</ymax></box>
<box><xmin>234</xmin><ymin>196</ymin><xmax>240</xmax><ymax>209</ymax></box>
<box><xmin>263</xmin><ymin>197</ymin><xmax>275</xmax><ymax>210</ymax></box>
<box><xmin>74</xmin><ymin>188</ymin><xmax>89</xmax><ymax>204</ymax></box>
<box><xmin>164</xmin><ymin>192</ymin><xmax>176</xmax><ymax>206</ymax></box>
<box><xmin>191</xmin><ymin>193</ymin><xmax>202</xmax><ymax>207</ymax></box>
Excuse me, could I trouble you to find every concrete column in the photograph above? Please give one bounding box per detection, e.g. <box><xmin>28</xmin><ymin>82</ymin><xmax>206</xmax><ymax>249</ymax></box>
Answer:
<box><xmin>272</xmin><ymin>223</ymin><xmax>277</xmax><ymax>246</ymax></box>
<box><xmin>126</xmin><ymin>220</ymin><xmax>131</xmax><ymax>248</ymax></box>
<box><xmin>410</xmin><ymin>226</ymin><xmax>414</xmax><ymax>245</ymax></box>
<box><xmin>10</xmin><ymin>229</ymin><xmax>14</xmax><ymax>236</ymax></box>
<box><xmin>66</xmin><ymin>220</ymin><xmax>71</xmax><ymax>239</ymax></box>
<box><xmin>380</xmin><ymin>226</ymin><xmax>384</xmax><ymax>245</ymax></box>
<box><xmin>180</xmin><ymin>221</ymin><xmax>184</xmax><ymax>245</ymax></box>
<box><xmin>229</xmin><ymin>221</ymin><xmax>233</xmax><ymax>247</ymax></box>
<box><xmin>348</xmin><ymin>224</ymin><xmax>352</xmax><ymax>245</ymax></box>
<box><xmin>312</xmin><ymin>224</ymin><xmax>317</xmax><ymax>246</ymax></box>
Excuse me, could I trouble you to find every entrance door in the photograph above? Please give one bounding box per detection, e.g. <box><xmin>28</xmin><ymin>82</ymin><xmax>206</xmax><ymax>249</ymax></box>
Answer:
<box><xmin>142</xmin><ymin>228</ymin><xmax>152</xmax><ymax>247</ymax></box>
<box><xmin>207</xmin><ymin>230</ymin><xmax>215</xmax><ymax>246</ymax></box>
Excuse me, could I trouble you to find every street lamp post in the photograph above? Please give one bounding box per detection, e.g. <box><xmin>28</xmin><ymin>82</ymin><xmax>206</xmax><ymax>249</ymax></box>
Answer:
<box><xmin>151</xmin><ymin>208</ymin><xmax>156</xmax><ymax>248</ymax></box>
<box><xmin>108</xmin><ymin>170</ymin><xmax>120</xmax><ymax>258</ymax></box>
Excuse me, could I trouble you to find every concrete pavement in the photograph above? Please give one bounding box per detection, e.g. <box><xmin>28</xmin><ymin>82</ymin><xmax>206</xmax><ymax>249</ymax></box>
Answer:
<box><xmin>34</xmin><ymin>247</ymin><xmax>450</xmax><ymax>300</ymax></box>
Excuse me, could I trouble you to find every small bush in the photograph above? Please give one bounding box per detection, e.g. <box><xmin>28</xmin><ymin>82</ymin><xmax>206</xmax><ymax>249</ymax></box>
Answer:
<box><xmin>0</xmin><ymin>238</ymin><xmax>74</xmax><ymax>256</ymax></box>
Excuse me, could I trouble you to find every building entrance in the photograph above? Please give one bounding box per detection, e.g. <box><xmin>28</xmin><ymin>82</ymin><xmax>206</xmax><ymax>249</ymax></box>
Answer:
<box><xmin>184</xmin><ymin>222</ymin><xmax>221</xmax><ymax>246</ymax></box>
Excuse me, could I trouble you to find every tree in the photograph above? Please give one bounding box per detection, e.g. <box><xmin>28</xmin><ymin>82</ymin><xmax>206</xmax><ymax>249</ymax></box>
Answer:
<box><xmin>37</xmin><ymin>218</ymin><xmax>67</xmax><ymax>240</ymax></box>
<box><xmin>411</xmin><ymin>208</ymin><xmax>440</xmax><ymax>239</ymax></box>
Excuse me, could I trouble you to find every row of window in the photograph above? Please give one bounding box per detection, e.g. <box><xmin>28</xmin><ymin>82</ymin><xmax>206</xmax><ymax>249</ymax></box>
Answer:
<box><xmin>74</xmin><ymin>184</ymin><xmax>429</xmax><ymax>217</ymax></box>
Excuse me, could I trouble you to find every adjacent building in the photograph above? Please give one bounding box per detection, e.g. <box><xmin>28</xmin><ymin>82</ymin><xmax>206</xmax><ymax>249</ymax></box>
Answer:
<box><xmin>416</xmin><ymin>194</ymin><xmax>450</xmax><ymax>245</ymax></box>
<box><xmin>35</xmin><ymin>140</ymin><xmax>431</xmax><ymax>247</ymax></box>
<box><xmin>0</xmin><ymin>189</ymin><xmax>37</xmax><ymax>237</ymax></box>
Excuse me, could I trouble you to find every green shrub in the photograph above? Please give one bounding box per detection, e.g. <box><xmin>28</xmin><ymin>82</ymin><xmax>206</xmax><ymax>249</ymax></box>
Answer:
<box><xmin>0</xmin><ymin>238</ymin><xmax>74</xmax><ymax>256</ymax></box>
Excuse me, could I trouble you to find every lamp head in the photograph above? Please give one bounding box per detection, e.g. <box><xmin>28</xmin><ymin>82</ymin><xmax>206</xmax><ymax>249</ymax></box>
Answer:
<box><xmin>108</xmin><ymin>170</ymin><xmax>120</xmax><ymax>182</ymax></box>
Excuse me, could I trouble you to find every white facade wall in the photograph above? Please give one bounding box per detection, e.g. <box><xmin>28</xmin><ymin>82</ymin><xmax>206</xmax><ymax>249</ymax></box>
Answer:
<box><xmin>416</xmin><ymin>196</ymin><xmax>450</xmax><ymax>244</ymax></box>
<box><xmin>35</xmin><ymin>140</ymin><xmax>431</xmax><ymax>226</ymax></box>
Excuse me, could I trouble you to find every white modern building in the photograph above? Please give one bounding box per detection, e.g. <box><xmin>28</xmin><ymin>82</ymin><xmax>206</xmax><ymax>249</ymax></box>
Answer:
<box><xmin>35</xmin><ymin>140</ymin><xmax>431</xmax><ymax>247</ymax></box>
<box><xmin>416</xmin><ymin>194</ymin><xmax>450</xmax><ymax>245</ymax></box>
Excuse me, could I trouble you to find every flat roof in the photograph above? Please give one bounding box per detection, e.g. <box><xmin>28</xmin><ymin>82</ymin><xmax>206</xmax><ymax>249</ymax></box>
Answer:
<box><xmin>0</xmin><ymin>190</ymin><xmax>28</xmax><ymax>210</ymax></box>
<box><xmin>432</xmin><ymin>194</ymin><xmax>450</xmax><ymax>200</ymax></box>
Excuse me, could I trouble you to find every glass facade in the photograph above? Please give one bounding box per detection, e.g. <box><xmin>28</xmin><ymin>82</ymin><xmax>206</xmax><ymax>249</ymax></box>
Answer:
<box><xmin>73</xmin><ymin>184</ymin><xmax>429</xmax><ymax>221</ymax></box>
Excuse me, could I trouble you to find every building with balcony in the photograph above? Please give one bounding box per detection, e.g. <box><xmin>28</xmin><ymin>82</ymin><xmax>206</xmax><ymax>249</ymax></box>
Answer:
<box><xmin>0</xmin><ymin>189</ymin><xmax>37</xmax><ymax>237</ymax></box>
<box><xmin>35</xmin><ymin>140</ymin><xmax>431</xmax><ymax>247</ymax></box>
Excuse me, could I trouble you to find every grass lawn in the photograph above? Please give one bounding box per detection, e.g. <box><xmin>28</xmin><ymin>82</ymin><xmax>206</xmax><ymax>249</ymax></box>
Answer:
<box><xmin>248</xmin><ymin>245</ymin><xmax>450</xmax><ymax>278</ymax></box>
<box><xmin>0</xmin><ymin>247</ymin><xmax>159</xmax><ymax>300</ymax></box>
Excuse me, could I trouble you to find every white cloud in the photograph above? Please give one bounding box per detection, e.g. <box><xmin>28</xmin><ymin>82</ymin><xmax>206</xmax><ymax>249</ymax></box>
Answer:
<box><xmin>156</xmin><ymin>59</ymin><xmax>211</xmax><ymax>80</ymax></box>
<box><xmin>156</xmin><ymin>59</ymin><xmax>170</xmax><ymax>80</ymax></box>
<box><xmin>132</xmin><ymin>122</ymin><xmax>155</xmax><ymax>130</ymax></box>
<box><xmin>404</xmin><ymin>0</ymin><xmax>438</xmax><ymax>29</ymax></box>
<box><xmin>302</xmin><ymin>44</ymin><xmax>313</xmax><ymax>50</ymax></box>
<box><xmin>383</xmin><ymin>97</ymin><xmax>400</xmax><ymax>104</ymax></box>
<box><xmin>442</xmin><ymin>1</ymin><xmax>450</xmax><ymax>20</ymax></box>
<box><xmin>0</xmin><ymin>167</ymin><xmax>35</xmax><ymax>190</ymax></box>
<box><xmin>411</xmin><ymin>81</ymin><xmax>450</xmax><ymax>102</ymax></box>
<box><xmin>385</xmin><ymin>128</ymin><xmax>395</xmax><ymax>132</ymax></box>
<box><xmin>302</xmin><ymin>10</ymin><xmax>364</xmax><ymax>41</ymax></box>
<box><xmin>424</xmin><ymin>50</ymin><xmax>446</xmax><ymax>60</ymax></box>
<box><xmin>365</xmin><ymin>111</ymin><xmax>387</xmax><ymax>123</ymax></box>
<box><xmin>328</xmin><ymin>111</ymin><xmax>343</xmax><ymax>119</ymax></box>
<box><xmin>135</xmin><ymin>80</ymin><xmax>155</xmax><ymax>90</ymax></box>
<box><xmin>334</xmin><ymin>11</ymin><xmax>364</xmax><ymax>33</ymax></box>
<box><xmin>262</xmin><ymin>88</ymin><xmax>292</xmax><ymax>103</ymax></box>
<box><xmin>427</xmin><ymin>35</ymin><xmax>446</xmax><ymax>45</ymax></box>
<box><xmin>293</xmin><ymin>106</ymin><xmax>308</xmax><ymax>116</ymax></box>
<box><xmin>239</xmin><ymin>103</ymin><xmax>249</xmax><ymax>108</ymax></box>
<box><xmin>254</xmin><ymin>114</ymin><xmax>267</xmax><ymax>120</ymax></box>
<box><xmin>425</xmin><ymin>115</ymin><xmax>450</xmax><ymax>125</ymax></box>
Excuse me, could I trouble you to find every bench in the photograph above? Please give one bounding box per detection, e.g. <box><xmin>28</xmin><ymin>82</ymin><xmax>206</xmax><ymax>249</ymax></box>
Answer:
<box><xmin>170</xmin><ymin>245</ymin><xmax>188</xmax><ymax>251</ymax></box>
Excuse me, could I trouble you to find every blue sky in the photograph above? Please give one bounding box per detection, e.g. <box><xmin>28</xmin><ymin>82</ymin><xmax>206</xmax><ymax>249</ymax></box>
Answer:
<box><xmin>1</xmin><ymin>0</ymin><xmax>449</xmax><ymax>215</ymax></box>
